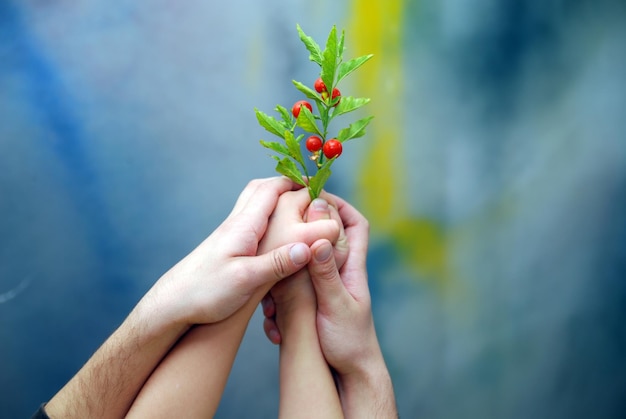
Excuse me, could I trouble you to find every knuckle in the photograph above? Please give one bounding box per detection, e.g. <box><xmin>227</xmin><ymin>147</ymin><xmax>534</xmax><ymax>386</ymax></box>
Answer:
<box><xmin>246</xmin><ymin>178</ymin><xmax>262</xmax><ymax>190</ymax></box>
<box><xmin>314</xmin><ymin>259</ymin><xmax>337</xmax><ymax>282</ymax></box>
<box><xmin>271</xmin><ymin>251</ymin><xmax>289</xmax><ymax>279</ymax></box>
<box><xmin>360</xmin><ymin>216</ymin><xmax>370</xmax><ymax>232</ymax></box>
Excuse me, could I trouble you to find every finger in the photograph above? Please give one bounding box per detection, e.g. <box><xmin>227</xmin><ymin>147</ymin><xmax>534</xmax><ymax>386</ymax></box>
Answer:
<box><xmin>248</xmin><ymin>242</ymin><xmax>311</xmax><ymax>284</ymax></box>
<box><xmin>273</xmin><ymin>188</ymin><xmax>315</xmax><ymax>223</ymax></box>
<box><xmin>323</xmin><ymin>195</ymin><xmax>371</xmax><ymax>301</ymax></box>
<box><xmin>304</xmin><ymin>198</ymin><xmax>331</xmax><ymax>222</ymax></box>
<box><xmin>229</xmin><ymin>177</ymin><xmax>300</xmax><ymax>219</ymax></box>
<box><xmin>308</xmin><ymin>239</ymin><xmax>350</xmax><ymax>312</ymax></box>
<box><xmin>328</xmin><ymin>205</ymin><xmax>349</xmax><ymax>270</ymax></box>
<box><xmin>317</xmin><ymin>190</ymin><xmax>338</xmax><ymax>209</ymax></box>
<box><xmin>261</xmin><ymin>292</ymin><xmax>276</xmax><ymax>318</ymax></box>
<box><xmin>305</xmin><ymin>198</ymin><xmax>348</xmax><ymax>268</ymax></box>
<box><xmin>271</xmin><ymin>191</ymin><xmax>339</xmax><ymax>245</ymax></box>
<box><xmin>263</xmin><ymin>317</ymin><xmax>281</xmax><ymax>345</ymax></box>
<box><xmin>227</xmin><ymin>179</ymin><xmax>302</xmax><ymax>245</ymax></box>
<box><xmin>261</xmin><ymin>293</ymin><xmax>282</xmax><ymax>344</ymax></box>
<box><xmin>229</xmin><ymin>178</ymin><xmax>280</xmax><ymax>216</ymax></box>
<box><xmin>326</xmin><ymin>193</ymin><xmax>369</xmax><ymax>270</ymax></box>
<box><xmin>294</xmin><ymin>220</ymin><xmax>340</xmax><ymax>247</ymax></box>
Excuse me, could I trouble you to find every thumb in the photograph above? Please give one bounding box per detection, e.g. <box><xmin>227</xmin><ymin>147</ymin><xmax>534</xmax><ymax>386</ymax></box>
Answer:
<box><xmin>255</xmin><ymin>242</ymin><xmax>311</xmax><ymax>282</ymax></box>
<box><xmin>305</xmin><ymin>198</ymin><xmax>331</xmax><ymax>222</ymax></box>
<box><xmin>309</xmin><ymin>239</ymin><xmax>346</xmax><ymax>312</ymax></box>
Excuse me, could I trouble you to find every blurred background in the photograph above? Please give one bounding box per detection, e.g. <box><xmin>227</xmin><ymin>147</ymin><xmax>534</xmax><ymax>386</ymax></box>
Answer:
<box><xmin>1</xmin><ymin>0</ymin><xmax>625</xmax><ymax>417</ymax></box>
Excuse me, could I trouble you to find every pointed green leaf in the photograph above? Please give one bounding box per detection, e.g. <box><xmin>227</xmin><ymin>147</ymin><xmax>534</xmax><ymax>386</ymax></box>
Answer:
<box><xmin>337</xmin><ymin>116</ymin><xmax>374</xmax><ymax>142</ymax></box>
<box><xmin>297</xmin><ymin>24</ymin><xmax>323</xmax><ymax>65</ymax></box>
<box><xmin>337</xmin><ymin>29</ymin><xmax>345</xmax><ymax>60</ymax></box>
<box><xmin>292</xmin><ymin>80</ymin><xmax>322</xmax><ymax>102</ymax></box>
<box><xmin>284</xmin><ymin>130</ymin><xmax>306</xmax><ymax>167</ymax></box>
<box><xmin>308</xmin><ymin>160</ymin><xmax>333</xmax><ymax>199</ymax></box>
<box><xmin>255</xmin><ymin>108</ymin><xmax>287</xmax><ymax>138</ymax></box>
<box><xmin>337</xmin><ymin>54</ymin><xmax>374</xmax><ymax>84</ymax></box>
<box><xmin>296</xmin><ymin>106</ymin><xmax>322</xmax><ymax>136</ymax></box>
<box><xmin>321</xmin><ymin>26</ymin><xmax>338</xmax><ymax>91</ymax></box>
<box><xmin>318</xmin><ymin>103</ymin><xmax>330</xmax><ymax>124</ymax></box>
<box><xmin>260</xmin><ymin>140</ymin><xmax>290</xmax><ymax>157</ymax></box>
<box><xmin>332</xmin><ymin>96</ymin><xmax>370</xmax><ymax>117</ymax></box>
<box><xmin>275</xmin><ymin>105</ymin><xmax>293</xmax><ymax>127</ymax></box>
<box><xmin>275</xmin><ymin>157</ymin><xmax>307</xmax><ymax>186</ymax></box>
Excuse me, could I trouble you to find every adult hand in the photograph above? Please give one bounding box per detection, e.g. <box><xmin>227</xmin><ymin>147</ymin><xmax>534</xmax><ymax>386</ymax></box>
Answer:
<box><xmin>262</xmin><ymin>193</ymin><xmax>373</xmax><ymax>364</ymax></box>
<box><xmin>307</xmin><ymin>195</ymin><xmax>379</xmax><ymax>375</ymax></box>
<box><xmin>263</xmin><ymin>194</ymin><xmax>398</xmax><ymax>418</ymax></box>
<box><xmin>145</xmin><ymin>177</ymin><xmax>340</xmax><ymax>328</ymax></box>
<box><xmin>261</xmin><ymin>193</ymin><xmax>349</xmax><ymax>344</ymax></box>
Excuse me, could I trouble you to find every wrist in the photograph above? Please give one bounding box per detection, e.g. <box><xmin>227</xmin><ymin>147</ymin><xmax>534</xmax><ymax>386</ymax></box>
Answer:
<box><xmin>276</xmin><ymin>301</ymin><xmax>316</xmax><ymax>335</ymax></box>
<box><xmin>337</xmin><ymin>351</ymin><xmax>390</xmax><ymax>387</ymax></box>
<box><xmin>336</xmin><ymin>358</ymin><xmax>397</xmax><ymax>419</ymax></box>
<box><xmin>133</xmin><ymin>286</ymin><xmax>190</xmax><ymax>342</ymax></box>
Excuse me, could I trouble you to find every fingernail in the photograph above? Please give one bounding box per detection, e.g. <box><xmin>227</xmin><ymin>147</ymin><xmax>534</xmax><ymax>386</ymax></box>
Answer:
<box><xmin>269</xmin><ymin>329</ymin><xmax>281</xmax><ymax>345</ymax></box>
<box><xmin>311</xmin><ymin>198</ymin><xmax>329</xmax><ymax>211</ymax></box>
<box><xmin>289</xmin><ymin>243</ymin><xmax>309</xmax><ymax>265</ymax></box>
<box><xmin>314</xmin><ymin>242</ymin><xmax>332</xmax><ymax>262</ymax></box>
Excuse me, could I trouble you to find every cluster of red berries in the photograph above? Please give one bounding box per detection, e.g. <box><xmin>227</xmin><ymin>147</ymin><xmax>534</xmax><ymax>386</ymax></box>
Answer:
<box><xmin>290</xmin><ymin>78</ymin><xmax>343</xmax><ymax>160</ymax></box>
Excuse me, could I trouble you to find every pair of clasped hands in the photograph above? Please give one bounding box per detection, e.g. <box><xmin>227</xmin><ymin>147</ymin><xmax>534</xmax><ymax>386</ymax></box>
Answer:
<box><xmin>43</xmin><ymin>177</ymin><xmax>395</xmax><ymax>419</ymax></box>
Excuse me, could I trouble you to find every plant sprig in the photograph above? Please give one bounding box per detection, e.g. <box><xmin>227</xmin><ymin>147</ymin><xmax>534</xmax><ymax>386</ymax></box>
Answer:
<box><xmin>255</xmin><ymin>24</ymin><xmax>373</xmax><ymax>200</ymax></box>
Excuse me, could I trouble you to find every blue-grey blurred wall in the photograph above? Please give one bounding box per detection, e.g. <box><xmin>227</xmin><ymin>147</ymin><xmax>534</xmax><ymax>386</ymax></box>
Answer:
<box><xmin>1</xmin><ymin>1</ymin><xmax>625</xmax><ymax>418</ymax></box>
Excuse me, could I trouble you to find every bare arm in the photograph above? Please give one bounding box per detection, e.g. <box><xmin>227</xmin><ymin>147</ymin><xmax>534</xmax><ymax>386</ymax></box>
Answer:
<box><xmin>263</xmin><ymin>195</ymin><xmax>398</xmax><ymax>418</ymax></box>
<box><xmin>309</xmin><ymin>196</ymin><xmax>397</xmax><ymax>418</ymax></box>
<box><xmin>125</xmin><ymin>304</ymin><xmax>254</xmax><ymax>418</ymax></box>
<box><xmin>43</xmin><ymin>178</ymin><xmax>324</xmax><ymax>418</ymax></box>
<box><xmin>44</xmin><ymin>296</ymin><xmax>187</xmax><ymax>419</ymax></box>
<box><xmin>125</xmin><ymin>190</ymin><xmax>341</xmax><ymax>418</ymax></box>
<box><xmin>273</xmin><ymin>259</ymin><xmax>343</xmax><ymax>418</ymax></box>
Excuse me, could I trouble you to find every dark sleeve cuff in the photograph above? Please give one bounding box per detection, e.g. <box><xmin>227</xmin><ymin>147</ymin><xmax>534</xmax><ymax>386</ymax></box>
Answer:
<box><xmin>31</xmin><ymin>403</ymin><xmax>50</xmax><ymax>419</ymax></box>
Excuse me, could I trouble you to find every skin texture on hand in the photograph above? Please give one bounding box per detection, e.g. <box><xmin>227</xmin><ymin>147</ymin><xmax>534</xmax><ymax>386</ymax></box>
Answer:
<box><xmin>126</xmin><ymin>184</ymin><xmax>343</xmax><ymax>418</ymax></box>
<box><xmin>43</xmin><ymin>177</ymin><xmax>336</xmax><ymax>419</ymax></box>
<box><xmin>263</xmin><ymin>194</ymin><xmax>398</xmax><ymax>418</ymax></box>
<box><xmin>143</xmin><ymin>177</ymin><xmax>339</xmax><ymax>328</ymax></box>
<box><xmin>271</xmin><ymin>198</ymin><xmax>344</xmax><ymax>419</ymax></box>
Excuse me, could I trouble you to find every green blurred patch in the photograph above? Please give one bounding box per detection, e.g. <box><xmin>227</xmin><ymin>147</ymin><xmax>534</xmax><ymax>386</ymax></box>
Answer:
<box><xmin>389</xmin><ymin>217</ymin><xmax>449</xmax><ymax>286</ymax></box>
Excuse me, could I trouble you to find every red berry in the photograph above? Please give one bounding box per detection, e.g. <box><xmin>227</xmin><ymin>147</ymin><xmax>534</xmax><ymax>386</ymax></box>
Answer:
<box><xmin>314</xmin><ymin>78</ymin><xmax>327</xmax><ymax>93</ymax></box>
<box><xmin>323</xmin><ymin>139</ymin><xmax>342</xmax><ymax>159</ymax></box>
<box><xmin>305</xmin><ymin>136</ymin><xmax>323</xmax><ymax>152</ymax></box>
<box><xmin>331</xmin><ymin>88</ymin><xmax>341</xmax><ymax>106</ymax></box>
<box><xmin>291</xmin><ymin>100</ymin><xmax>313</xmax><ymax>118</ymax></box>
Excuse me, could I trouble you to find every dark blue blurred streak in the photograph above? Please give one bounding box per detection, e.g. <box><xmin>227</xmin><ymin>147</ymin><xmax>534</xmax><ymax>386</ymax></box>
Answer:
<box><xmin>0</xmin><ymin>1</ymin><xmax>133</xmax><ymax>297</ymax></box>
<box><xmin>1</xmin><ymin>4</ymin><xmax>139</xmax><ymax>415</ymax></box>
<box><xmin>454</xmin><ymin>0</ymin><xmax>624</xmax><ymax>118</ymax></box>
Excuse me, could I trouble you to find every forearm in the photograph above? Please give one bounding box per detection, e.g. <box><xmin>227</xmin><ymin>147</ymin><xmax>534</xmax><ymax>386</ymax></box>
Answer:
<box><xmin>126</xmin><ymin>315</ymin><xmax>247</xmax><ymax>417</ymax></box>
<box><xmin>126</xmin><ymin>285</ymin><xmax>271</xmax><ymax>417</ymax></box>
<box><xmin>278</xmin><ymin>305</ymin><xmax>343</xmax><ymax>419</ymax></box>
<box><xmin>44</xmin><ymin>297</ymin><xmax>188</xmax><ymax>419</ymax></box>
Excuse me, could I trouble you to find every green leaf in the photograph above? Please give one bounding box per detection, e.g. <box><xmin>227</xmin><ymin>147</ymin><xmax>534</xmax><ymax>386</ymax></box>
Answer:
<box><xmin>297</xmin><ymin>24</ymin><xmax>323</xmax><ymax>65</ymax></box>
<box><xmin>308</xmin><ymin>160</ymin><xmax>333</xmax><ymax>199</ymax></box>
<box><xmin>321</xmin><ymin>26</ymin><xmax>338</xmax><ymax>91</ymax></box>
<box><xmin>284</xmin><ymin>130</ymin><xmax>306</xmax><ymax>167</ymax></box>
<box><xmin>260</xmin><ymin>140</ymin><xmax>290</xmax><ymax>157</ymax></box>
<box><xmin>337</xmin><ymin>29</ymin><xmax>345</xmax><ymax>60</ymax></box>
<box><xmin>292</xmin><ymin>80</ymin><xmax>321</xmax><ymax>102</ymax></box>
<box><xmin>332</xmin><ymin>96</ymin><xmax>371</xmax><ymax>117</ymax></box>
<box><xmin>337</xmin><ymin>116</ymin><xmax>374</xmax><ymax>142</ymax></box>
<box><xmin>296</xmin><ymin>106</ymin><xmax>322</xmax><ymax>136</ymax></box>
<box><xmin>318</xmin><ymin>104</ymin><xmax>330</xmax><ymax>125</ymax></box>
<box><xmin>337</xmin><ymin>54</ymin><xmax>374</xmax><ymax>84</ymax></box>
<box><xmin>255</xmin><ymin>108</ymin><xmax>287</xmax><ymax>138</ymax></box>
<box><xmin>274</xmin><ymin>156</ymin><xmax>307</xmax><ymax>186</ymax></box>
<box><xmin>275</xmin><ymin>105</ymin><xmax>293</xmax><ymax>127</ymax></box>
